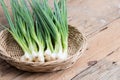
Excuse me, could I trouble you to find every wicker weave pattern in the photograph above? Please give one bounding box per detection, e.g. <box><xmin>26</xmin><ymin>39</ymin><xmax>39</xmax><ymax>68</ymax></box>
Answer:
<box><xmin>0</xmin><ymin>25</ymin><xmax>86</xmax><ymax>72</ymax></box>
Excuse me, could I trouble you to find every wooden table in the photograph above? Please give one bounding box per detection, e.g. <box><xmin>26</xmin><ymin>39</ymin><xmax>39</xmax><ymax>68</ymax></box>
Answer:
<box><xmin>0</xmin><ymin>0</ymin><xmax>120</xmax><ymax>80</ymax></box>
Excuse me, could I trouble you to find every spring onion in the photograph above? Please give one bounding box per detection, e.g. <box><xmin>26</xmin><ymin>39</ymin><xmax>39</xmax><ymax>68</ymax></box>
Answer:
<box><xmin>0</xmin><ymin>0</ymin><xmax>68</xmax><ymax>62</ymax></box>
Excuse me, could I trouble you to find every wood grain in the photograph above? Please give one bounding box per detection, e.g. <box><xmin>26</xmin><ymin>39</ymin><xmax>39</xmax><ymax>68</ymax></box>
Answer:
<box><xmin>72</xmin><ymin>48</ymin><xmax>120</xmax><ymax>80</ymax></box>
<box><xmin>67</xmin><ymin>0</ymin><xmax>120</xmax><ymax>38</ymax></box>
<box><xmin>0</xmin><ymin>0</ymin><xmax>120</xmax><ymax>80</ymax></box>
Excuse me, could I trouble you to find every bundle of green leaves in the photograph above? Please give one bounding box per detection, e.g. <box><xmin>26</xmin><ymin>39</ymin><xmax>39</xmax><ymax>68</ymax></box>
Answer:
<box><xmin>0</xmin><ymin>0</ymin><xmax>68</xmax><ymax>62</ymax></box>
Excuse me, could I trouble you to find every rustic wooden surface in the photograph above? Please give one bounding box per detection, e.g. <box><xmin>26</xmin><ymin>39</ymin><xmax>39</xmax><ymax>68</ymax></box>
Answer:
<box><xmin>0</xmin><ymin>0</ymin><xmax>120</xmax><ymax>80</ymax></box>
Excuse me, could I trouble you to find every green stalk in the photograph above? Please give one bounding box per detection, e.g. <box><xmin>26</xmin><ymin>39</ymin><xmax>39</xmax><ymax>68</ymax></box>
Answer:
<box><xmin>1</xmin><ymin>0</ymin><xmax>68</xmax><ymax>62</ymax></box>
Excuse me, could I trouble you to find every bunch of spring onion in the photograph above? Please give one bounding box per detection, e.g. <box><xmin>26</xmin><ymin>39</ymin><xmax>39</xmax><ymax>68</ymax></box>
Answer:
<box><xmin>0</xmin><ymin>0</ymin><xmax>68</xmax><ymax>62</ymax></box>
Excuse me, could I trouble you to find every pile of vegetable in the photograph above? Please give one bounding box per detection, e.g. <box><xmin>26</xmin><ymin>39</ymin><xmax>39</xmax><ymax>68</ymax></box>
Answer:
<box><xmin>0</xmin><ymin>0</ymin><xmax>68</xmax><ymax>62</ymax></box>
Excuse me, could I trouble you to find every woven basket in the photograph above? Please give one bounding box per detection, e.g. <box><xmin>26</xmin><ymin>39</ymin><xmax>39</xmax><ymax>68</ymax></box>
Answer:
<box><xmin>0</xmin><ymin>25</ymin><xmax>87</xmax><ymax>72</ymax></box>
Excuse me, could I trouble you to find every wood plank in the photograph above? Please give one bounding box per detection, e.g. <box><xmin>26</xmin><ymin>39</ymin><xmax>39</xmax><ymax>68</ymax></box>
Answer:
<box><xmin>67</xmin><ymin>0</ymin><xmax>120</xmax><ymax>38</ymax></box>
<box><xmin>72</xmin><ymin>60</ymin><xmax>120</xmax><ymax>80</ymax></box>
<box><xmin>72</xmin><ymin>48</ymin><xmax>120</xmax><ymax>80</ymax></box>
<box><xmin>0</xmin><ymin>0</ymin><xmax>120</xmax><ymax>80</ymax></box>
